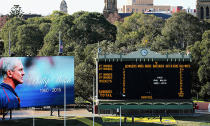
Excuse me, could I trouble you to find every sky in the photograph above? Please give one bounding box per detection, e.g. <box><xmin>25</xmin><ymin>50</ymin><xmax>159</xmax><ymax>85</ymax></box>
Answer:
<box><xmin>0</xmin><ymin>0</ymin><xmax>196</xmax><ymax>16</ymax></box>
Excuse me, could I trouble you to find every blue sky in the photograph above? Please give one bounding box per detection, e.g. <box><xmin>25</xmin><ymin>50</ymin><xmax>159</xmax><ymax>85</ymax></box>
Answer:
<box><xmin>0</xmin><ymin>0</ymin><xmax>196</xmax><ymax>16</ymax></box>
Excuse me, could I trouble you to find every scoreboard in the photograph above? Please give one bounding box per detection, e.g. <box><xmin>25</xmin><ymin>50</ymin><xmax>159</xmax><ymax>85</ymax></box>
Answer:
<box><xmin>98</xmin><ymin>61</ymin><xmax>191</xmax><ymax>100</ymax></box>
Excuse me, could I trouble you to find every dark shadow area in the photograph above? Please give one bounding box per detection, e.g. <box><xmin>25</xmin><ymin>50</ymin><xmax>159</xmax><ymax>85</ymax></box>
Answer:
<box><xmin>0</xmin><ymin>117</ymin><xmax>88</xmax><ymax>126</ymax></box>
<box><xmin>92</xmin><ymin>117</ymin><xmax>173</xmax><ymax>126</ymax></box>
<box><xmin>174</xmin><ymin>114</ymin><xmax>210</xmax><ymax>123</ymax></box>
<box><xmin>3</xmin><ymin>114</ymin><xmax>210</xmax><ymax>125</ymax></box>
<box><xmin>101</xmin><ymin>122</ymin><xmax>169</xmax><ymax>126</ymax></box>
<box><xmin>0</xmin><ymin>116</ymin><xmax>176</xmax><ymax>126</ymax></box>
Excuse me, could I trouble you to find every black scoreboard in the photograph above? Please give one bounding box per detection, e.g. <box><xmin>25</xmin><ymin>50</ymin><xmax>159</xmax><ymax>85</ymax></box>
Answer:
<box><xmin>98</xmin><ymin>61</ymin><xmax>191</xmax><ymax>100</ymax></box>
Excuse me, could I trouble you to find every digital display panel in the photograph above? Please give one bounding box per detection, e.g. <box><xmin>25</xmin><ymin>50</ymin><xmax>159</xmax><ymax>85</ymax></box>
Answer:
<box><xmin>98</xmin><ymin>61</ymin><xmax>191</xmax><ymax>100</ymax></box>
<box><xmin>0</xmin><ymin>56</ymin><xmax>74</xmax><ymax>108</ymax></box>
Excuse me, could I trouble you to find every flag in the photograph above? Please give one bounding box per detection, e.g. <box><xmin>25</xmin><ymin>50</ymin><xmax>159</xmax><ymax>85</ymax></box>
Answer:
<box><xmin>98</xmin><ymin>48</ymin><xmax>101</xmax><ymax>53</ymax></box>
<box><xmin>9</xmin><ymin>39</ymin><xmax>11</xmax><ymax>56</ymax></box>
<box><xmin>59</xmin><ymin>39</ymin><xmax>63</xmax><ymax>53</ymax></box>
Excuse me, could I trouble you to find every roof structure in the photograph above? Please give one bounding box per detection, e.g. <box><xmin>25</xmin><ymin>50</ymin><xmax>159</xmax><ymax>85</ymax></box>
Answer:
<box><xmin>98</xmin><ymin>48</ymin><xmax>191</xmax><ymax>62</ymax></box>
<box><xmin>119</xmin><ymin>13</ymin><xmax>171</xmax><ymax>19</ymax></box>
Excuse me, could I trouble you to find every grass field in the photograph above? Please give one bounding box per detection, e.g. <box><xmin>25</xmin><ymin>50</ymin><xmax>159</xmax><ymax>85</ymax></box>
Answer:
<box><xmin>0</xmin><ymin>114</ymin><xmax>210</xmax><ymax>126</ymax></box>
<box><xmin>174</xmin><ymin>114</ymin><xmax>210</xmax><ymax>126</ymax></box>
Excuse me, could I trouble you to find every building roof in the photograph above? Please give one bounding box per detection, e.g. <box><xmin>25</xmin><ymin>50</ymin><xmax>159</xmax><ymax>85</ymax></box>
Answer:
<box><xmin>119</xmin><ymin>13</ymin><xmax>133</xmax><ymax>18</ymax></box>
<box><xmin>119</xmin><ymin>12</ymin><xmax>171</xmax><ymax>19</ymax></box>
<box><xmin>144</xmin><ymin>13</ymin><xmax>171</xmax><ymax>19</ymax></box>
<box><xmin>98</xmin><ymin>49</ymin><xmax>191</xmax><ymax>62</ymax></box>
<box><xmin>22</xmin><ymin>14</ymin><xmax>42</xmax><ymax>20</ymax></box>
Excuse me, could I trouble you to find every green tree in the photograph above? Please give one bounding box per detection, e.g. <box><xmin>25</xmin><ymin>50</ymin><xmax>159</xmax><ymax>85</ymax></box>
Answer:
<box><xmin>26</xmin><ymin>17</ymin><xmax>51</xmax><ymax>24</ymax></box>
<box><xmin>190</xmin><ymin>30</ymin><xmax>210</xmax><ymax>99</ymax></box>
<box><xmin>0</xmin><ymin>17</ymin><xmax>25</xmax><ymax>56</ymax></box>
<box><xmin>199</xmin><ymin>82</ymin><xmax>210</xmax><ymax>99</ymax></box>
<box><xmin>115</xmin><ymin>13</ymin><xmax>164</xmax><ymax>53</ymax></box>
<box><xmin>152</xmin><ymin>12</ymin><xmax>206</xmax><ymax>51</ymax></box>
<box><xmin>189</xmin><ymin>42</ymin><xmax>203</xmax><ymax>98</ymax></box>
<box><xmin>26</xmin><ymin>17</ymin><xmax>51</xmax><ymax>40</ymax></box>
<box><xmin>46</xmin><ymin>10</ymin><xmax>68</xmax><ymax>21</ymax></box>
<box><xmin>197</xmin><ymin>31</ymin><xmax>210</xmax><ymax>83</ymax></box>
<box><xmin>9</xmin><ymin>5</ymin><xmax>24</xmax><ymax>18</ymax></box>
<box><xmin>39</xmin><ymin>23</ymin><xmax>51</xmax><ymax>37</ymax></box>
<box><xmin>38</xmin><ymin>11</ymin><xmax>117</xmax><ymax>56</ymax></box>
<box><xmin>72</xmin><ymin>11</ymin><xmax>86</xmax><ymax>19</ymax></box>
<box><xmin>0</xmin><ymin>40</ymin><xmax>4</xmax><ymax>56</ymax></box>
<box><xmin>74</xmin><ymin>44</ymin><xmax>97</xmax><ymax>102</ymax></box>
<box><xmin>15</xmin><ymin>24</ymin><xmax>43</xmax><ymax>56</ymax></box>
<box><xmin>150</xmin><ymin>35</ymin><xmax>170</xmax><ymax>51</ymax></box>
<box><xmin>38</xmin><ymin>15</ymin><xmax>74</xmax><ymax>56</ymax></box>
<box><xmin>98</xmin><ymin>40</ymin><xmax>118</xmax><ymax>54</ymax></box>
<box><xmin>72</xmin><ymin>11</ymin><xmax>116</xmax><ymax>45</ymax></box>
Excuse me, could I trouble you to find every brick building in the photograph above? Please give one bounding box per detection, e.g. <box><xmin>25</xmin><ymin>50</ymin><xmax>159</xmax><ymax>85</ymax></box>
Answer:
<box><xmin>103</xmin><ymin>0</ymin><xmax>172</xmax><ymax>24</ymax></box>
<box><xmin>120</xmin><ymin>0</ymin><xmax>171</xmax><ymax>13</ymax></box>
<box><xmin>103</xmin><ymin>0</ymin><xmax>121</xmax><ymax>23</ymax></box>
<box><xmin>0</xmin><ymin>15</ymin><xmax>8</xmax><ymax>30</ymax></box>
<box><xmin>197</xmin><ymin>0</ymin><xmax>210</xmax><ymax>19</ymax></box>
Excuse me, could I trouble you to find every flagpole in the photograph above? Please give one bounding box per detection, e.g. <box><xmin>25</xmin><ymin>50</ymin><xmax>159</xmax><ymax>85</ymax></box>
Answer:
<box><xmin>33</xmin><ymin>107</ymin><xmax>35</xmax><ymax>126</ymax></box>
<box><xmin>64</xmin><ymin>81</ymin><xmax>66</xmax><ymax>126</ymax></box>
<box><xmin>93</xmin><ymin>76</ymin><xmax>95</xmax><ymax>126</ymax></box>
<box><xmin>9</xmin><ymin>31</ymin><xmax>11</xmax><ymax>56</ymax></box>
<box><xmin>96</xmin><ymin>42</ymin><xmax>99</xmax><ymax>102</ymax></box>
<box><xmin>59</xmin><ymin>31</ymin><xmax>61</xmax><ymax>54</ymax></box>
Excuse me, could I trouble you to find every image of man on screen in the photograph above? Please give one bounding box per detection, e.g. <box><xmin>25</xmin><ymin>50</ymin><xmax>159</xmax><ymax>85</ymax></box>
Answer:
<box><xmin>0</xmin><ymin>58</ymin><xmax>25</xmax><ymax>109</ymax></box>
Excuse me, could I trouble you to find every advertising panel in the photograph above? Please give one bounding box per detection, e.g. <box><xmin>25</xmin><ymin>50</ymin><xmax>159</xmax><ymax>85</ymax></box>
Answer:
<box><xmin>0</xmin><ymin>56</ymin><xmax>74</xmax><ymax>109</ymax></box>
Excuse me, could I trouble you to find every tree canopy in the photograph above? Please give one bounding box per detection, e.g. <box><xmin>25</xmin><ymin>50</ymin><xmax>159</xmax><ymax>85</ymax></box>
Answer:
<box><xmin>15</xmin><ymin>24</ymin><xmax>43</xmax><ymax>56</ymax></box>
<box><xmin>115</xmin><ymin>13</ymin><xmax>165</xmax><ymax>53</ymax></box>
<box><xmin>39</xmin><ymin>11</ymin><xmax>117</xmax><ymax>56</ymax></box>
<box><xmin>1</xmin><ymin>11</ymin><xmax>210</xmax><ymax>101</ymax></box>
<box><xmin>9</xmin><ymin>5</ymin><xmax>24</xmax><ymax>18</ymax></box>
<box><xmin>0</xmin><ymin>17</ymin><xmax>25</xmax><ymax>56</ymax></box>
<box><xmin>152</xmin><ymin>12</ymin><xmax>207</xmax><ymax>51</ymax></box>
<box><xmin>190</xmin><ymin>30</ymin><xmax>210</xmax><ymax>99</ymax></box>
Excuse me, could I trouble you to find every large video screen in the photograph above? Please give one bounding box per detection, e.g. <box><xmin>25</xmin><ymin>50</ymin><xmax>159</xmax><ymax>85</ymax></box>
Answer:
<box><xmin>98</xmin><ymin>61</ymin><xmax>191</xmax><ymax>100</ymax></box>
<box><xmin>0</xmin><ymin>56</ymin><xmax>74</xmax><ymax>108</ymax></box>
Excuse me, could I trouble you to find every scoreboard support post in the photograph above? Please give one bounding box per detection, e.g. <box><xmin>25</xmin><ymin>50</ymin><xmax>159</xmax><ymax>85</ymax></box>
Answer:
<box><xmin>120</xmin><ymin>106</ymin><xmax>121</xmax><ymax>126</ymax></box>
<box><xmin>9</xmin><ymin>109</ymin><xmax>12</xmax><ymax>120</ymax></box>
<box><xmin>95</xmin><ymin>57</ymin><xmax>98</xmax><ymax>105</ymax></box>
<box><xmin>50</xmin><ymin>106</ymin><xmax>54</xmax><ymax>116</ymax></box>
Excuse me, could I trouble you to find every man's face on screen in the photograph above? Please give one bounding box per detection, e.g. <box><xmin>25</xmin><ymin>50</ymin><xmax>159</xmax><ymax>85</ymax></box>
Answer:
<box><xmin>12</xmin><ymin>61</ymin><xmax>25</xmax><ymax>84</ymax></box>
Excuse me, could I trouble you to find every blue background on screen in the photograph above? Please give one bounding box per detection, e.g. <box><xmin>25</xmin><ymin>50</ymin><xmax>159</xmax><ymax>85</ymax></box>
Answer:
<box><xmin>0</xmin><ymin>56</ymin><xmax>74</xmax><ymax>107</ymax></box>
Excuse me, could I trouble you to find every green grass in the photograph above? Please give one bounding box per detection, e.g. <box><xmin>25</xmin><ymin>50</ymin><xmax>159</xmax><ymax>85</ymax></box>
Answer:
<box><xmin>0</xmin><ymin>115</ymin><xmax>210</xmax><ymax>126</ymax></box>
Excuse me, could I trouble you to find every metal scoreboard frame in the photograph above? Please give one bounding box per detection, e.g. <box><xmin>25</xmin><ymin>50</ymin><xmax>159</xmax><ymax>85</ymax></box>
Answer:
<box><xmin>96</xmin><ymin>49</ymin><xmax>192</xmax><ymax>104</ymax></box>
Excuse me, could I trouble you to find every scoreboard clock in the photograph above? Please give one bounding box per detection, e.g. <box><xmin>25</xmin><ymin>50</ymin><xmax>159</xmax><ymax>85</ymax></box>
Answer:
<box><xmin>141</xmin><ymin>49</ymin><xmax>148</xmax><ymax>56</ymax></box>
